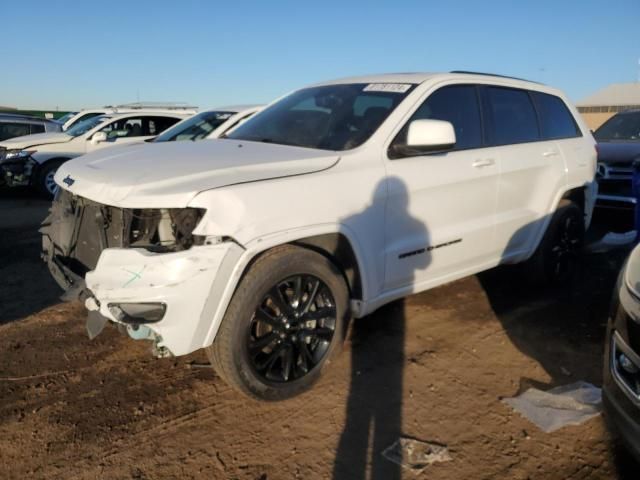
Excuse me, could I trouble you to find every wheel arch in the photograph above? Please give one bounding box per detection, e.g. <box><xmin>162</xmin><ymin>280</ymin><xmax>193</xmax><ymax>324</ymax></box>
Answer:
<box><xmin>561</xmin><ymin>186</ymin><xmax>586</xmax><ymax>216</ymax></box>
<box><xmin>200</xmin><ymin>225</ymin><xmax>369</xmax><ymax>350</ymax></box>
<box><xmin>242</xmin><ymin>228</ymin><xmax>366</xmax><ymax>301</ymax></box>
<box><xmin>33</xmin><ymin>156</ymin><xmax>70</xmax><ymax>182</ymax></box>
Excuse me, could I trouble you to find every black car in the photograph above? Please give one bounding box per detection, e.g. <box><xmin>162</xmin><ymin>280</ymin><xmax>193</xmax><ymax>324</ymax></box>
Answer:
<box><xmin>603</xmin><ymin>243</ymin><xmax>640</xmax><ymax>461</ymax></box>
<box><xmin>594</xmin><ymin>110</ymin><xmax>640</xmax><ymax>231</ymax></box>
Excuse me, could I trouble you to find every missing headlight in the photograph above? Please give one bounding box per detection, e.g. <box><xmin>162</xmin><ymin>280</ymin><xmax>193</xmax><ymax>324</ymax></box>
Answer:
<box><xmin>127</xmin><ymin>207</ymin><xmax>205</xmax><ymax>252</ymax></box>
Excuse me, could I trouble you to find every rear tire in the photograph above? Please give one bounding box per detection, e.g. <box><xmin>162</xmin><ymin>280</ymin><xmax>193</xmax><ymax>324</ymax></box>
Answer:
<box><xmin>206</xmin><ymin>245</ymin><xmax>350</xmax><ymax>401</ymax></box>
<box><xmin>35</xmin><ymin>160</ymin><xmax>64</xmax><ymax>198</ymax></box>
<box><xmin>523</xmin><ymin>200</ymin><xmax>584</xmax><ymax>285</ymax></box>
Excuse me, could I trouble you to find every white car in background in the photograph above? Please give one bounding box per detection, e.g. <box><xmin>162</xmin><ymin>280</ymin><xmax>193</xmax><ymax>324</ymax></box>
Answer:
<box><xmin>0</xmin><ymin>111</ymin><xmax>188</xmax><ymax>195</ymax></box>
<box><xmin>153</xmin><ymin>105</ymin><xmax>263</xmax><ymax>142</ymax></box>
<box><xmin>61</xmin><ymin>103</ymin><xmax>197</xmax><ymax>131</ymax></box>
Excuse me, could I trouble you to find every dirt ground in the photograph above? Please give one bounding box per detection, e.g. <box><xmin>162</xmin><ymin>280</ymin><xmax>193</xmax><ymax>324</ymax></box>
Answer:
<box><xmin>0</xmin><ymin>189</ymin><xmax>638</xmax><ymax>479</ymax></box>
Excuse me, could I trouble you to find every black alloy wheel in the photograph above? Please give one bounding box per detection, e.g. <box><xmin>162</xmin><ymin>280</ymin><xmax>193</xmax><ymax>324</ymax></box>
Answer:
<box><xmin>247</xmin><ymin>275</ymin><xmax>336</xmax><ymax>383</ymax></box>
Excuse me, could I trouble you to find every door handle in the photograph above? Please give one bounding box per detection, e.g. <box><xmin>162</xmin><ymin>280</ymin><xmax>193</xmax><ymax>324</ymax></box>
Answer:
<box><xmin>543</xmin><ymin>150</ymin><xmax>559</xmax><ymax>158</ymax></box>
<box><xmin>472</xmin><ymin>158</ymin><xmax>495</xmax><ymax>168</ymax></box>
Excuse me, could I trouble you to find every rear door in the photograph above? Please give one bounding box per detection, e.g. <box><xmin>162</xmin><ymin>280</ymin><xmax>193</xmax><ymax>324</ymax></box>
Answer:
<box><xmin>383</xmin><ymin>84</ymin><xmax>499</xmax><ymax>290</ymax></box>
<box><xmin>531</xmin><ymin>91</ymin><xmax>591</xmax><ymax>210</ymax></box>
<box><xmin>483</xmin><ymin>86</ymin><xmax>568</xmax><ymax>260</ymax></box>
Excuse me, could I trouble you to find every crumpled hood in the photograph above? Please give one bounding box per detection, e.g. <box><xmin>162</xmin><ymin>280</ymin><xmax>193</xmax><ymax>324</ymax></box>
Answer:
<box><xmin>0</xmin><ymin>132</ymin><xmax>73</xmax><ymax>150</ymax></box>
<box><xmin>597</xmin><ymin>141</ymin><xmax>640</xmax><ymax>166</ymax></box>
<box><xmin>55</xmin><ymin>139</ymin><xmax>340</xmax><ymax>208</ymax></box>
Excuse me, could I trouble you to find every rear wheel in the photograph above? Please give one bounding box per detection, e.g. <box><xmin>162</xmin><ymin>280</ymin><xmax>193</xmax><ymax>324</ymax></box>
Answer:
<box><xmin>35</xmin><ymin>160</ymin><xmax>64</xmax><ymax>198</ymax></box>
<box><xmin>524</xmin><ymin>200</ymin><xmax>584</xmax><ymax>285</ymax></box>
<box><xmin>207</xmin><ymin>245</ymin><xmax>349</xmax><ymax>401</ymax></box>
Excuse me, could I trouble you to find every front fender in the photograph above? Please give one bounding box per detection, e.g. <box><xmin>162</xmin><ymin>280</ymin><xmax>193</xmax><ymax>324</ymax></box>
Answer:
<box><xmin>199</xmin><ymin>223</ymin><xmax>371</xmax><ymax>349</ymax></box>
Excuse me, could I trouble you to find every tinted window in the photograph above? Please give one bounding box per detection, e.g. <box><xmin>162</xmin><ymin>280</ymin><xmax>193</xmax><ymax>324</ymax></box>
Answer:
<box><xmin>391</xmin><ymin>85</ymin><xmax>483</xmax><ymax>153</ymax></box>
<box><xmin>0</xmin><ymin>123</ymin><xmax>31</xmax><ymax>141</ymax></box>
<box><xmin>30</xmin><ymin>124</ymin><xmax>45</xmax><ymax>134</ymax></box>
<box><xmin>594</xmin><ymin>111</ymin><xmax>640</xmax><ymax>141</ymax></box>
<box><xmin>532</xmin><ymin>92</ymin><xmax>580</xmax><ymax>139</ymax></box>
<box><xmin>146</xmin><ymin>116</ymin><xmax>180</xmax><ymax>135</ymax></box>
<box><xmin>486</xmin><ymin>87</ymin><xmax>539</xmax><ymax>145</ymax></box>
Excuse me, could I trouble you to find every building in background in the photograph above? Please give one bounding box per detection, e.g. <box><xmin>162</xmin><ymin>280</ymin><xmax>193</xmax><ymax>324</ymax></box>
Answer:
<box><xmin>577</xmin><ymin>83</ymin><xmax>640</xmax><ymax>130</ymax></box>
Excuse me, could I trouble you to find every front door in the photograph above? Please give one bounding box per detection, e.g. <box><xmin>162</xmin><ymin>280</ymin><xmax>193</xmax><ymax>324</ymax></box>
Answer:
<box><xmin>383</xmin><ymin>84</ymin><xmax>499</xmax><ymax>291</ymax></box>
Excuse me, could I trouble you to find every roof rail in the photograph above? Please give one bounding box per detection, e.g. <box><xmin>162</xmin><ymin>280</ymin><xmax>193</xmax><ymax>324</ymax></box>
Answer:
<box><xmin>105</xmin><ymin>102</ymin><xmax>198</xmax><ymax>111</ymax></box>
<box><xmin>450</xmin><ymin>71</ymin><xmax>541</xmax><ymax>84</ymax></box>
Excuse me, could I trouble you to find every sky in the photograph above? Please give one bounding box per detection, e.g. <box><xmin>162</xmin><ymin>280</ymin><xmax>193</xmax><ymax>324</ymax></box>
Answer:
<box><xmin>2</xmin><ymin>0</ymin><xmax>639</xmax><ymax>111</ymax></box>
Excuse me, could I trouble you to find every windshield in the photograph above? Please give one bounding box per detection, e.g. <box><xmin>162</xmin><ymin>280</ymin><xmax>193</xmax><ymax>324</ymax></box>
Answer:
<box><xmin>226</xmin><ymin>83</ymin><xmax>415</xmax><ymax>150</ymax></box>
<box><xmin>55</xmin><ymin>112</ymin><xmax>77</xmax><ymax>125</ymax></box>
<box><xmin>594</xmin><ymin>111</ymin><xmax>640</xmax><ymax>141</ymax></box>
<box><xmin>154</xmin><ymin>110</ymin><xmax>234</xmax><ymax>142</ymax></box>
<box><xmin>66</xmin><ymin>115</ymin><xmax>109</xmax><ymax>137</ymax></box>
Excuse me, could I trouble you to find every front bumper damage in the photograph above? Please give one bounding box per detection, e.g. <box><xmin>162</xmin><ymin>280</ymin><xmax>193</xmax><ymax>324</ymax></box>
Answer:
<box><xmin>0</xmin><ymin>153</ymin><xmax>36</xmax><ymax>187</ymax></box>
<box><xmin>42</xmin><ymin>188</ymin><xmax>244</xmax><ymax>357</ymax></box>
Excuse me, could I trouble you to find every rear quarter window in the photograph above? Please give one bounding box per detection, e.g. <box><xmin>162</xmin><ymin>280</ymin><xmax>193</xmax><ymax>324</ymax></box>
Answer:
<box><xmin>531</xmin><ymin>92</ymin><xmax>581</xmax><ymax>140</ymax></box>
<box><xmin>485</xmin><ymin>87</ymin><xmax>539</xmax><ymax>145</ymax></box>
<box><xmin>146</xmin><ymin>116</ymin><xmax>181</xmax><ymax>135</ymax></box>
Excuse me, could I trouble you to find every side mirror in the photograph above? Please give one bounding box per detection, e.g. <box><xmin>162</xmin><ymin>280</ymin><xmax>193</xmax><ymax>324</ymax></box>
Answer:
<box><xmin>91</xmin><ymin>131</ymin><xmax>107</xmax><ymax>144</ymax></box>
<box><xmin>406</xmin><ymin>119</ymin><xmax>456</xmax><ymax>151</ymax></box>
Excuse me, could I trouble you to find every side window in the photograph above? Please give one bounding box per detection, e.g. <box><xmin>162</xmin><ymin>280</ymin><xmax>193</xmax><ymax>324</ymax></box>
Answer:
<box><xmin>145</xmin><ymin>116</ymin><xmax>180</xmax><ymax>135</ymax></box>
<box><xmin>100</xmin><ymin>118</ymin><xmax>143</xmax><ymax>138</ymax></box>
<box><xmin>0</xmin><ymin>123</ymin><xmax>31</xmax><ymax>141</ymax></box>
<box><xmin>30</xmin><ymin>124</ymin><xmax>45</xmax><ymax>134</ymax></box>
<box><xmin>531</xmin><ymin>92</ymin><xmax>581</xmax><ymax>139</ymax></box>
<box><xmin>485</xmin><ymin>87</ymin><xmax>539</xmax><ymax>145</ymax></box>
<box><xmin>391</xmin><ymin>84</ymin><xmax>483</xmax><ymax>153</ymax></box>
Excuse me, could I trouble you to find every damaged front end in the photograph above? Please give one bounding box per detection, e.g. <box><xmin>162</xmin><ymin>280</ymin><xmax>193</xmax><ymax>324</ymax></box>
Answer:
<box><xmin>42</xmin><ymin>188</ymin><xmax>212</xmax><ymax>356</ymax></box>
<box><xmin>0</xmin><ymin>149</ymin><xmax>37</xmax><ymax>187</ymax></box>
<box><xmin>42</xmin><ymin>189</ymin><xmax>205</xmax><ymax>293</ymax></box>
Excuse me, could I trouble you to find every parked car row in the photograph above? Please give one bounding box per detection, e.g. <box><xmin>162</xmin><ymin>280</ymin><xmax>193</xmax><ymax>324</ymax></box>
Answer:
<box><xmin>0</xmin><ymin>104</ymin><xmax>261</xmax><ymax>196</ymax></box>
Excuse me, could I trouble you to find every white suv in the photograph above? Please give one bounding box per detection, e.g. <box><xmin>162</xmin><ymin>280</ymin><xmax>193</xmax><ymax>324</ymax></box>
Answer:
<box><xmin>0</xmin><ymin>111</ymin><xmax>188</xmax><ymax>195</ymax></box>
<box><xmin>152</xmin><ymin>105</ymin><xmax>262</xmax><ymax>142</ymax></box>
<box><xmin>61</xmin><ymin>103</ymin><xmax>197</xmax><ymax>131</ymax></box>
<box><xmin>43</xmin><ymin>72</ymin><xmax>597</xmax><ymax>400</ymax></box>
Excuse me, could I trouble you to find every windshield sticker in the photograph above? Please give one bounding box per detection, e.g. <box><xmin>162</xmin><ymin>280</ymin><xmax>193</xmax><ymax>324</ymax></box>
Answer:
<box><xmin>363</xmin><ymin>83</ymin><xmax>412</xmax><ymax>94</ymax></box>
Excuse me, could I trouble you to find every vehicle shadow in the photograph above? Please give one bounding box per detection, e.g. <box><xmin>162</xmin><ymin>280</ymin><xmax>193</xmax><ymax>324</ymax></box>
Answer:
<box><xmin>477</xmin><ymin>215</ymin><xmax>637</xmax><ymax>478</ymax></box>
<box><xmin>0</xmin><ymin>187</ymin><xmax>61</xmax><ymax>325</ymax></box>
<box><xmin>333</xmin><ymin>177</ymin><xmax>430</xmax><ymax>480</ymax></box>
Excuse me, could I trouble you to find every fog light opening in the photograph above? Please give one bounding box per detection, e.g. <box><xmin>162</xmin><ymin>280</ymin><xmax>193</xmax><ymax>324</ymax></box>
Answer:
<box><xmin>108</xmin><ymin>302</ymin><xmax>166</xmax><ymax>324</ymax></box>
<box><xmin>617</xmin><ymin>352</ymin><xmax>640</xmax><ymax>375</ymax></box>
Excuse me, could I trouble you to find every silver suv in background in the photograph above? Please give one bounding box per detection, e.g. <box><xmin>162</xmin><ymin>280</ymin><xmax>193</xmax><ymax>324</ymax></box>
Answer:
<box><xmin>0</xmin><ymin>113</ymin><xmax>62</xmax><ymax>142</ymax></box>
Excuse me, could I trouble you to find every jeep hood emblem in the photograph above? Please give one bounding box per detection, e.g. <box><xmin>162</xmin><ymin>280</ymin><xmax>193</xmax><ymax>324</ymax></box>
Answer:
<box><xmin>63</xmin><ymin>175</ymin><xmax>75</xmax><ymax>187</ymax></box>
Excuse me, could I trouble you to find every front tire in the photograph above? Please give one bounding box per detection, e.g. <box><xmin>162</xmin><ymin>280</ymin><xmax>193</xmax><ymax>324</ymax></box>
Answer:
<box><xmin>207</xmin><ymin>245</ymin><xmax>350</xmax><ymax>401</ymax></box>
<box><xmin>524</xmin><ymin>200</ymin><xmax>584</xmax><ymax>285</ymax></box>
<box><xmin>35</xmin><ymin>160</ymin><xmax>64</xmax><ymax>198</ymax></box>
